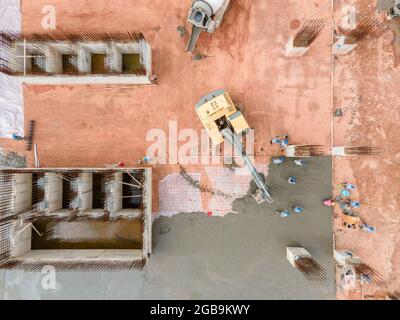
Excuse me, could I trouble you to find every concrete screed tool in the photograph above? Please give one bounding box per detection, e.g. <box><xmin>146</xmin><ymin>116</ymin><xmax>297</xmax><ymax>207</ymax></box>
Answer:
<box><xmin>186</xmin><ymin>0</ymin><xmax>230</xmax><ymax>52</ymax></box>
<box><xmin>195</xmin><ymin>89</ymin><xmax>274</xmax><ymax>204</ymax></box>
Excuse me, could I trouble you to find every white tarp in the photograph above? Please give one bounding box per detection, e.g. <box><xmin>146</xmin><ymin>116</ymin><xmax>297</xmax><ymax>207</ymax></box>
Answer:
<box><xmin>0</xmin><ymin>0</ymin><xmax>23</xmax><ymax>139</ymax></box>
<box><xmin>157</xmin><ymin>164</ymin><xmax>269</xmax><ymax>217</ymax></box>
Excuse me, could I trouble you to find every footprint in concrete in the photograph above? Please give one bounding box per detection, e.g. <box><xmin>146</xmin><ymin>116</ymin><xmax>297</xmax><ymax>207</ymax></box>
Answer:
<box><xmin>159</xmin><ymin>224</ymin><xmax>171</xmax><ymax>235</ymax></box>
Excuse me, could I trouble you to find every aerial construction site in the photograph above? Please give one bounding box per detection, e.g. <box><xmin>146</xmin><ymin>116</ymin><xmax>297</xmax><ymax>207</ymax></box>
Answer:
<box><xmin>0</xmin><ymin>0</ymin><xmax>399</xmax><ymax>301</ymax></box>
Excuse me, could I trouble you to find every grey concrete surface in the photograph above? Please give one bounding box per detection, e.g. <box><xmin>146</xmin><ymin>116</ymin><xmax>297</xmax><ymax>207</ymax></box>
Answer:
<box><xmin>0</xmin><ymin>157</ymin><xmax>334</xmax><ymax>300</ymax></box>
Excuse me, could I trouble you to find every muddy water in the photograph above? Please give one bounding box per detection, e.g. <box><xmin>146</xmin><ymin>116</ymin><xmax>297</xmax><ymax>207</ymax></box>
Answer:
<box><xmin>31</xmin><ymin>221</ymin><xmax>143</xmax><ymax>250</ymax></box>
<box><xmin>122</xmin><ymin>53</ymin><xmax>141</xmax><ymax>73</ymax></box>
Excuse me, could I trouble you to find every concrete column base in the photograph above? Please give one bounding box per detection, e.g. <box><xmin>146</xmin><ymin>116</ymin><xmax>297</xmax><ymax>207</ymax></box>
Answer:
<box><xmin>285</xmin><ymin>38</ymin><xmax>309</xmax><ymax>57</ymax></box>
<box><xmin>331</xmin><ymin>146</ymin><xmax>346</xmax><ymax>156</ymax></box>
<box><xmin>332</xmin><ymin>36</ymin><xmax>357</xmax><ymax>55</ymax></box>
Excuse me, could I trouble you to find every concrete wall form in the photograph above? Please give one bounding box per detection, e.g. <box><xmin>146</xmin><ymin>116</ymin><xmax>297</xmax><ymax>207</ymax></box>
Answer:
<box><xmin>0</xmin><ymin>168</ymin><xmax>152</xmax><ymax>271</ymax></box>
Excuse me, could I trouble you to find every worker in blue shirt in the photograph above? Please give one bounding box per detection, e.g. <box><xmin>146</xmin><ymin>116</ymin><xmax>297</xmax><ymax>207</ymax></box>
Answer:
<box><xmin>293</xmin><ymin>206</ymin><xmax>304</xmax><ymax>213</ymax></box>
<box><xmin>288</xmin><ymin>176</ymin><xmax>297</xmax><ymax>185</ymax></box>
<box><xmin>276</xmin><ymin>209</ymin><xmax>290</xmax><ymax>218</ymax></box>
<box><xmin>272</xmin><ymin>156</ymin><xmax>286</xmax><ymax>165</ymax></box>
<box><xmin>350</xmin><ymin>200</ymin><xmax>361</xmax><ymax>208</ymax></box>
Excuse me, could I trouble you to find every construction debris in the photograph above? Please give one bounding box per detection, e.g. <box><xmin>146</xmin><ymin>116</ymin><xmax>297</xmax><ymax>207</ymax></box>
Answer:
<box><xmin>0</xmin><ymin>168</ymin><xmax>152</xmax><ymax>271</ymax></box>
<box><xmin>285</xmin><ymin>145</ymin><xmax>325</xmax><ymax>157</ymax></box>
<box><xmin>333</xmin><ymin>16</ymin><xmax>385</xmax><ymax>55</ymax></box>
<box><xmin>0</xmin><ymin>150</ymin><xmax>26</xmax><ymax>168</ymax></box>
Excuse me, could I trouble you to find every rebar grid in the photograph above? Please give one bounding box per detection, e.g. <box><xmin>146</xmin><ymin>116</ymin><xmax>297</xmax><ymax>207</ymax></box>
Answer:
<box><xmin>0</xmin><ymin>168</ymin><xmax>150</xmax><ymax>271</ymax></box>
<box><xmin>295</xmin><ymin>257</ymin><xmax>327</xmax><ymax>281</ymax></box>
<box><xmin>344</xmin><ymin>146</ymin><xmax>384</xmax><ymax>156</ymax></box>
<box><xmin>0</xmin><ymin>221</ymin><xmax>13</xmax><ymax>264</ymax></box>
<box><xmin>0</xmin><ymin>31</ymin><xmax>147</xmax><ymax>76</ymax></box>
<box><xmin>0</xmin><ymin>258</ymin><xmax>147</xmax><ymax>272</ymax></box>
<box><xmin>31</xmin><ymin>172</ymin><xmax>46</xmax><ymax>213</ymax></box>
<box><xmin>1</xmin><ymin>31</ymin><xmax>145</xmax><ymax>43</ymax></box>
<box><xmin>345</xmin><ymin>16</ymin><xmax>385</xmax><ymax>44</ymax></box>
<box><xmin>353</xmin><ymin>263</ymin><xmax>384</xmax><ymax>284</ymax></box>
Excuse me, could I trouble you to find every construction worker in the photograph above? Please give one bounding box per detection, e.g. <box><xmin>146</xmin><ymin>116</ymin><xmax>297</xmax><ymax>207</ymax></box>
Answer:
<box><xmin>137</xmin><ymin>156</ymin><xmax>151</xmax><ymax>165</ymax></box>
<box><xmin>339</xmin><ymin>201</ymin><xmax>353</xmax><ymax>215</ymax></box>
<box><xmin>293</xmin><ymin>206</ymin><xmax>304</xmax><ymax>213</ymax></box>
<box><xmin>350</xmin><ymin>200</ymin><xmax>361</xmax><ymax>208</ymax></box>
<box><xmin>323</xmin><ymin>199</ymin><xmax>336</xmax><ymax>207</ymax></box>
<box><xmin>294</xmin><ymin>159</ymin><xmax>306</xmax><ymax>167</ymax></box>
<box><xmin>346</xmin><ymin>183</ymin><xmax>356</xmax><ymax>191</ymax></box>
<box><xmin>271</xmin><ymin>136</ymin><xmax>281</xmax><ymax>145</ymax></box>
<box><xmin>279</xmin><ymin>135</ymin><xmax>289</xmax><ymax>149</ymax></box>
<box><xmin>12</xmin><ymin>133</ymin><xmax>24</xmax><ymax>141</ymax></box>
<box><xmin>271</xmin><ymin>134</ymin><xmax>289</xmax><ymax>145</ymax></box>
<box><xmin>288</xmin><ymin>176</ymin><xmax>297</xmax><ymax>185</ymax></box>
<box><xmin>340</xmin><ymin>182</ymin><xmax>356</xmax><ymax>191</ymax></box>
<box><xmin>143</xmin><ymin>156</ymin><xmax>151</xmax><ymax>163</ymax></box>
<box><xmin>341</xmin><ymin>189</ymin><xmax>351</xmax><ymax>197</ymax></box>
<box><xmin>276</xmin><ymin>209</ymin><xmax>290</xmax><ymax>218</ymax></box>
<box><xmin>272</xmin><ymin>156</ymin><xmax>286</xmax><ymax>165</ymax></box>
<box><xmin>150</xmin><ymin>74</ymin><xmax>158</xmax><ymax>82</ymax></box>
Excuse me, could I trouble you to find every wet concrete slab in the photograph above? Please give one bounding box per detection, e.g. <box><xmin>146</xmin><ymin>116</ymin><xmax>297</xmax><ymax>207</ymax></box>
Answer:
<box><xmin>1</xmin><ymin>157</ymin><xmax>334</xmax><ymax>299</ymax></box>
<box><xmin>1</xmin><ymin>270</ymin><xmax>144</xmax><ymax>299</ymax></box>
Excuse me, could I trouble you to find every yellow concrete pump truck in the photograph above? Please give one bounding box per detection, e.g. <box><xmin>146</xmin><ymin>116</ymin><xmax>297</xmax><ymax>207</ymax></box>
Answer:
<box><xmin>195</xmin><ymin>89</ymin><xmax>273</xmax><ymax>204</ymax></box>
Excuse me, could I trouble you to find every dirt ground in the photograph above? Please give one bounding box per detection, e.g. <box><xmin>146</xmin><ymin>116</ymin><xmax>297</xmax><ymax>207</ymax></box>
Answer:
<box><xmin>332</xmin><ymin>0</ymin><xmax>400</xmax><ymax>299</ymax></box>
<box><xmin>13</xmin><ymin>0</ymin><xmax>333</xmax><ymax>210</ymax></box>
<box><xmin>0</xmin><ymin>0</ymin><xmax>399</xmax><ymax>299</ymax></box>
